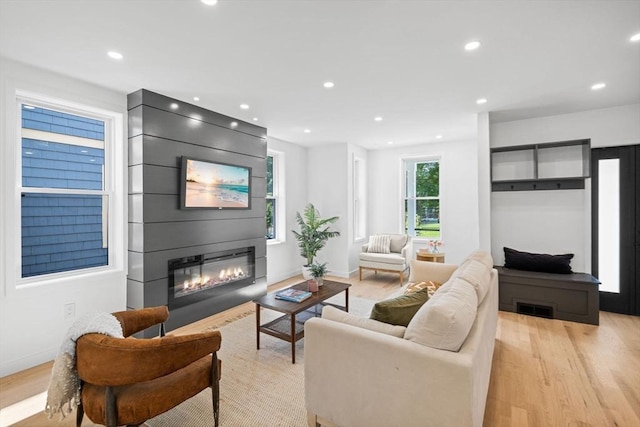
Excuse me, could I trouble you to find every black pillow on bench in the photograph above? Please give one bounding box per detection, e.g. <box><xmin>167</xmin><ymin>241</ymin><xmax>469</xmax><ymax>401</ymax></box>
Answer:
<box><xmin>504</xmin><ymin>247</ymin><xmax>574</xmax><ymax>274</ymax></box>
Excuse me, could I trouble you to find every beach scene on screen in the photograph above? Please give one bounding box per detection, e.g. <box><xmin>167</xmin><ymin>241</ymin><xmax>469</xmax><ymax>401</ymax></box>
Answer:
<box><xmin>185</xmin><ymin>159</ymin><xmax>249</xmax><ymax>208</ymax></box>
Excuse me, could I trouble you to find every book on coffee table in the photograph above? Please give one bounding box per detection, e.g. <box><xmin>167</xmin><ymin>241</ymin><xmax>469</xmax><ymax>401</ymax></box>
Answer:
<box><xmin>275</xmin><ymin>288</ymin><xmax>313</xmax><ymax>303</ymax></box>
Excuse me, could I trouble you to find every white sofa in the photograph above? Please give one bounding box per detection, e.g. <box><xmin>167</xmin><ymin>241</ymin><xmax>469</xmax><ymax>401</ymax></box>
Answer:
<box><xmin>305</xmin><ymin>250</ymin><xmax>498</xmax><ymax>427</ymax></box>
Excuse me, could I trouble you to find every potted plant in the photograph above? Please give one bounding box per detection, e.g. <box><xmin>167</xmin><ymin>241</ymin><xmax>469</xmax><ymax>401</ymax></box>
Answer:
<box><xmin>308</xmin><ymin>262</ymin><xmax>328</xmax><ymax>291</ymax></box>
<box><xmin>292</xmin><ymin>203</ymin><xmax>340</xmax><ymax>279</ymax></box>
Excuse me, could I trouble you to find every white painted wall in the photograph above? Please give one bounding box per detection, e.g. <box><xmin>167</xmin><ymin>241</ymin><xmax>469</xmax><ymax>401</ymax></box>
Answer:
<box><xmin>265</xmin><ymin>136</ymin><xmax>308</xmax><ymax>284</ymax></box>
<box><xmin>0</xmin><ymin>59</ymin><xmax>128</xmax><ymax>377</ymax></box>
<box><xmin>368</xmin><ymin>139</ymin><xmax>480</xmax><ymax>265</ymax></box>
<box><xmin>489</xmin><ymin>104</ymin><xmax>640</xmax><ymax>270</ymax></box>
<box><xmin>307</xmin><ymin>144</ymin><xmax>350</xmax><ymax>277</ymax></box>
<box><xmin>477</xmin><ymin>112</ymin><xmax>491</xmax><ymax>252</ymax></box>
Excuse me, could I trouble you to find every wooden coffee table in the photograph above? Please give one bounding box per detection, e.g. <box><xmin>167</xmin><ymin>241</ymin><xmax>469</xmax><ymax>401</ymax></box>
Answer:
<box><xmin>253</xmin><ymin>280</ymin><xmax>350</xmax><ymax>363</ymax></box>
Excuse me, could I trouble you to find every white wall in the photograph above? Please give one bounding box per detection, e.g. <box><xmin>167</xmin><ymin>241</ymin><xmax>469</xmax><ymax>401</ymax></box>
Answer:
<box><xmin>368</xmin><ymin>139</ymin><xmax>481</xmax><ymax>265</ymax></box>
<box><xmin>489</xmin><ymin>104</ymin><xmax>640</xmax><ymax>270</ymax></box>
<box><xmin>0</xmin><ymin>58</ymin><xmax>128</xmax><ymax>377</ymax></box>
<box><xmin>265</xmin><ymin>136</ymin><xmax>308</xmax><ymax>284</ymax></box>
<box><xmin>307</xmin><ymin>144</ymin><xmax>350</xmax><ymax>277</ymax></box>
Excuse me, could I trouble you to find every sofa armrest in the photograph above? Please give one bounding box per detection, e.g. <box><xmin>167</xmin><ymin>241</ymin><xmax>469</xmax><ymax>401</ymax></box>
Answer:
<box><xmin>304</xmin><ymin>318</ymin><xmax>475</xmax><ymax>427</ymax></box>
<box><xmin>408</xmin><ymin>259</ymin><xmax>458</xmax><ymax>284</ymax></box>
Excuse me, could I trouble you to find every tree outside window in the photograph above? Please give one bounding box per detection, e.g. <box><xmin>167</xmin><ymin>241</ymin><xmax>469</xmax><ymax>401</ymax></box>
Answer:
<box><xmin>404</xmin><ymin>159</ymin><xmax>440</xmax><ymax>239</ymax></box>
<box><xmin>266</xmin><ymin>154</ymin><xmax>276</xmax><ymax>240</ymax></box>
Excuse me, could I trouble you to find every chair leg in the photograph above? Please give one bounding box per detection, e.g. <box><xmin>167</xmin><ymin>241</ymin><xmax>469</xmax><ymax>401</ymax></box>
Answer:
<box><xmin>307</xmin><ymin>412</ymin><xmax>320</xmax><ymax>427</ymax></box>
<box><xmin>105</xmin><ymin>386</ymin><xmax>117</xmax><ymax>427</ymax></box>
<box><xmin>211</xmin><ymin>352</ymin><xmax>220</xmax><ymax>427</ymax></box>
<box><xmin>359</xmin><ymin>266</ymin><xmax>362</xmax><ymax>280</ymax></box>
<box><xmin>76</xmin><ymin>402</ymin><xmax>84</xmax><ymax>427</ymax></box>
<box><xmin>399</xmin><ymin>271</ymin><xmax>403</xmax><ymax>285</ymax></box>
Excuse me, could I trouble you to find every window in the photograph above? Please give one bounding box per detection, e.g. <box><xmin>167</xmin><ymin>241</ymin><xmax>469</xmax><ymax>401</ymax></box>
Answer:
<box><xmin>404</xmin><ymin>158</ymin><xmax>441</xmax><ymax>239</ymax></box>
<box><xmin>19</xmin><ymin>100</ymin><xmax>113</xmax><ymax>278</ymax></box>
<box><xmin>266</xmin><ymin>154</ymin><xmax>276</xmax><ymax>239</ymax></box>
<box><xmin>266</xmin><ymin>151</ymin><xmax>285</xmax><ymax>242</ymax></box>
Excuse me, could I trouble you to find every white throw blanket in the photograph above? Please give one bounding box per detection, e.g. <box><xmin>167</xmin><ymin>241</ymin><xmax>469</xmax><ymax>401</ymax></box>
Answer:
<box><xmin>44</xmin><ymin>312</ymin><xmax>124</xmax><ymax>420</ymax></box>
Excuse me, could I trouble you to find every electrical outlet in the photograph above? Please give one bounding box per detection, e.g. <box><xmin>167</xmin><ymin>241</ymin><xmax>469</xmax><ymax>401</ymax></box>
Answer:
<box><xmin>64</xmin><ymin>303</ymin><xmax>75</xmax><ymax>319</ymax></box>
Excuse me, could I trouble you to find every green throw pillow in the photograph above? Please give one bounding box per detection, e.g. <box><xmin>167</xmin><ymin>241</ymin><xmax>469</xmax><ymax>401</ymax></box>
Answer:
<box><xmin>370</xmin><ymin>288</ymin><xmax>431</xmax><ymax>327</ymax></box>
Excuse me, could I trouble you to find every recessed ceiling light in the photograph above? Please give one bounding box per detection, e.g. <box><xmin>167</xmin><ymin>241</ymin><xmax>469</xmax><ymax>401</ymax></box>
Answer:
<box><xmin>591</xmin><ymin>82</ymin><xmax>606</xmax><ymax>90</ymax></box>
<box><xmin>304</xmin><ymin>129</ymin><xmax>311</xmax><ymax>133</ymax></box>
<box><xmin>107</xmin><ymin>51</ymin><xmax>123</xmax><ymax>60</ymax></box>
<box><xmin>170</xmin><ymin>103</ymin><xmax>179</xmax><ymax>109</ymax></box>
<box><xmin>24</xmin><ymin>151</ymin><xmax>33</xmax><ymax>155</ymax></box>
<box><xmin>476</xmin><ymin>98</ymin><xmax>488</xmax><ymax>104</ymax></box>
<box><xmin>23</xmin><ymin>105</ymin><xmax>35</xmax><ymax>109</ymax></box>
<box><xmin>436</xmin><ymin>135</ymin><xmax>443</xmax><ymax>139</ymax></box>
<box><xmin>387</xmin><ymin>141</ymin><xmax>393</xmax><ymax>145</ymax></box>
<box><xmin>81</xmin><ymin>150</ymin><xmax>88</xmax><ymax>153</ymax></box>
<box><xmin>201</xmin><ymin>0</ymin><xmax>218</xmax><ymax>5</ymax></box>
<box><xmin>193</xmin><ymin>97</ymin><xmax>200</xmax><ymax>101</ymax></box>
<box><xmin>240</xmin><ymin>104</ymin><xmax>250</xmax><ymax>110</ymax></box>
<box><xmin>323</xmin><ymin>81</ymin><xmax>335</xmax><ymax>89</ymax></box>
<box><xmin>374</xmin><ymin>116</ymin><xmax>383</xmax><ymax>122</ymax></box>
<box><xmin>630</xmin><ymin>33</ymin><xmax>640</xmax><ymax>42</ymax></box>
<box><xmin>465</xmin><ymin>41</ymin><xmax>481</xmax><ymax>51</ymax></box>
<box><xmin>253</xmin><ymin>117</ymin><xmax>259</xmax><ymax>121</ymax></box>
<box><xmin>230</xmin><ymin>121</ymin><xmax>238</xmax><ymax>128</ymax></box>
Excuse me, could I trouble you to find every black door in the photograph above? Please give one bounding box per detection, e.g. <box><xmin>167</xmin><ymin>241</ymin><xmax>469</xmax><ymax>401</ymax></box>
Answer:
<box><xmin>591</xmin><ymin>145</ymin><xmax>639</xmax><ymax>315</ymax></box>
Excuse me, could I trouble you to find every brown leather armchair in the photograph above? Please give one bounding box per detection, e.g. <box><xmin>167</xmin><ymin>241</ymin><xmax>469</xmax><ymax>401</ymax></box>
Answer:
<box><xmin>75</xmin><ymin>306</ymin><xmax>221</xmax><ymax>427</ymax></box>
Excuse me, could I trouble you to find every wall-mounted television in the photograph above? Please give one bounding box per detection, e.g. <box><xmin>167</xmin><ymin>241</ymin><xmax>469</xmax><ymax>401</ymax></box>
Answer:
<box><xmin>180</xmin><ymin>157</ymin><xmax>251</xmax><ymax>209</ymax></box>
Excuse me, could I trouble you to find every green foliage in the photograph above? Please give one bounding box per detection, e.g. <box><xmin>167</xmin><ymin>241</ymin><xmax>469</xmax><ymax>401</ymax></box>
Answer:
<box><xmin>292</xmin><ymin>203</ymin><xmax>340</xmax><ymax>266</ymax></box>
<box><xmin>308</xmin><ymin>262</ymin><xmax>328</xmax><ymax>278</ymax></box>
<box><xmin>415</xmin><ymin>161</ymin><xmax>439</xmax><ymax>197</ymax></box>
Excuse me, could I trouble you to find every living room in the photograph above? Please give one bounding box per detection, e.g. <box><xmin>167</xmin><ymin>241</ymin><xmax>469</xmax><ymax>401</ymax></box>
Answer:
<box><xmin>1</xmin><ymin>1</ymin><xmax>639</xmax><ymax>426</ymax></box>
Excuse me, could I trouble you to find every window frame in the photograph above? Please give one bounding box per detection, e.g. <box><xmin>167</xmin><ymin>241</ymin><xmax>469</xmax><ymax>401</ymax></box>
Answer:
<box><xmin>402</xmin><ymin>156</ymin><xmax>442</xmax><ymax>242</ymax></box>
<box><xmin>11</xmin><ymin>91</ymin><xmax>124</xmax><ymax>287</ymax></box>
<box><xmin>266</xmin><ymin>150</ymin><xmax>286</xmax><ymax>244</ymax></box>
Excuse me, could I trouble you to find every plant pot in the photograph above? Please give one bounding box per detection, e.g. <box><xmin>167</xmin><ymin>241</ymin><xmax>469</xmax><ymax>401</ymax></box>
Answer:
<box><xmin>302</xmin><ymin>265</ymin><xmax>313</xmax><ymax>280</ymax></box>
<box><xmin>308</xmin><ymin>279</ymin><xmax>319</xmax><ymax>292</ymax></box>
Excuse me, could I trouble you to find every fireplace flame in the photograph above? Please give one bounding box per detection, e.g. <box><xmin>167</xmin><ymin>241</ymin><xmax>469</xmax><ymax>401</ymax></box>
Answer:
<box><xmin>179</xmin><ymin>266</ymin><xmax>247</xmax><ymax>295</ymax></box>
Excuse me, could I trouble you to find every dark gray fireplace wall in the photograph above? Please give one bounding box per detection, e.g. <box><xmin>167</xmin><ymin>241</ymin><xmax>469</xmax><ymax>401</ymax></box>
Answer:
<box><xmin>126</xmin><ymin>89</ymin><xmax>267</xmax><ymax>335</ymax></box>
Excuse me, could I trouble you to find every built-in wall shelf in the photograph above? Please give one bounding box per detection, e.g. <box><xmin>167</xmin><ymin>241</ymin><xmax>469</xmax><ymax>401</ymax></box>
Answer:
<box><xmin>491</xmin><ymin>139</ymin><xmax>590</xmax><ymax>191</ymax></box>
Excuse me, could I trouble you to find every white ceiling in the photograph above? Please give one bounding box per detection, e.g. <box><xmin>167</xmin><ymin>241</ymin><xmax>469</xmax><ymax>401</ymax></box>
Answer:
<box><xmin>1</xmin><ymin>0</ymin><xmax>639</xmax><ymax>149</ymax></box>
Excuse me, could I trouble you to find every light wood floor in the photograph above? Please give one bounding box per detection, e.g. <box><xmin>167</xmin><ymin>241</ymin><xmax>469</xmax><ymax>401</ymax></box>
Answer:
<box><xmin>1</xmin><ymin>272</ymin><xmax>639</xmax><ymax>427</ymax></box>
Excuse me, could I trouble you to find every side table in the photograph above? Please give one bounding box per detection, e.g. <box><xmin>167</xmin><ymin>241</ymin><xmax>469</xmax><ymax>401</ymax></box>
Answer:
<box><xmin>416</xmin><ymin>252</ymin><xmax>445</xmax><ymax>263</ymax></box>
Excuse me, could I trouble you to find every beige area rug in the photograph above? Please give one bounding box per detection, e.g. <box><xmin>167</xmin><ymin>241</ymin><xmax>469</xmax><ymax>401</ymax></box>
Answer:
<box><xmin>145</xmin><ymin>295</ymin><xmax>375</xmax><ymax>427</ymax></box>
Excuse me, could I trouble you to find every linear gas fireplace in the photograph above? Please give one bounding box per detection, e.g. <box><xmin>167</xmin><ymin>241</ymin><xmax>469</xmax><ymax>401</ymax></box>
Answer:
<box><xmin>168</xmin><ymin>247</ymin><xmax>255</xmax><ymax>310</ymax></box>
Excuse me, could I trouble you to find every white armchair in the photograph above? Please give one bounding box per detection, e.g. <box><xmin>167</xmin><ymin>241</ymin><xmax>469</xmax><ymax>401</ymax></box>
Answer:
<box><xmin>359</xmin><ymin>234</ymin><xmax>412</xmax><ymax>284</ymax></box>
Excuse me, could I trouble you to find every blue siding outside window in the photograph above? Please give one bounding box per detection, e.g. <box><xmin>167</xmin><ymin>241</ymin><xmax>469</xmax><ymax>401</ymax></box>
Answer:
<box><xmin>21</xmin><ymin>194</ymin><xmax>108</xmax><ymax>277</ymax></box>
<box><xmin>21</xmin><ymin>105</ymin><xmax>108</xmax><ymax>278</ymax></box>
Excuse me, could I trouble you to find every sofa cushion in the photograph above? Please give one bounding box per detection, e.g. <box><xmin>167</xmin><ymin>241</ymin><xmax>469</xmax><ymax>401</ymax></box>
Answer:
<box><xmin>359</xmin><ymin>252</ymin><xmax>406</xmax><ymax>265</ymax></box>
<box><xmin>404</xmin><ymin>281</ymin><xmax>442</xmax><ymax>298</ymax></box>
<box><xmin>367</xmin><ymin>235</ymin><xmax>391</xmax><ymax>254</ymax></box>
<box><xmin>504</xmin><ymin>247</ymin><xmax>574</xmax><ymax>274</ymax></box>
<box><xmin>370</xmin><ymin>288</ymin><xmax>431</xmax><ymax>327</ymax></box>
<box><xmin>453</xmin><ymin>259</ymin><xmax>491</xmax><ymax>304</ymax></box>
<box><xmin>389</xmin><ymin>234</ymin><xmax>408</xmax><ymax>253</ymax></box>
<box><xmin>404</xmin><ymin>278</ymin><xmax>478</xmax><ymax>351</ymax></box>
<box><xmin>462</xmin><ymin>250</ymin><xmax>494</xmax><ymax>270</ymax></box>
<box><xmin>408</xmin><ymin>259</ymin><xmax>458</xmax><ymax>284</ymax></box>
<box><xmin>322</xmin><ymin>306</ymin><xmax>406</xmax><ymax>338</ymax></box>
